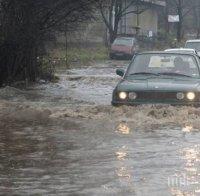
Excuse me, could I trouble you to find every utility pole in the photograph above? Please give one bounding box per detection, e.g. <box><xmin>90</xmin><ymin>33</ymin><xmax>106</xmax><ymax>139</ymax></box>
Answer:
<box><xmin>124</xmin><ymin>0</ymin><xmax>127</xmax><ymax>34</ymax></box>
<box><xmin>112</xmin><ymin>5</ymin><xmax>115</xmax><ymax>31</ymax></box>
<box><xmin>196</xmin><ymin>0</ymin><xmax>200</xmax><ymax>38</ymax></box>
<box><xmin>136</xmin><ymin>2</ymin><xmax>140</xmax><ymax>36</ymax></box>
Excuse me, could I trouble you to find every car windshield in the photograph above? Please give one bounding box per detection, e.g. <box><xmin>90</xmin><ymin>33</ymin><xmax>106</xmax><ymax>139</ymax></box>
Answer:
<box><xmin>185</xmin><ymin>42</ymin><xmax>200</xmax><ymax>51</ymax></box>
<box><xmin>113</xmin><ymin>38</ymin><xmax>133</xmax><ymax>46</ymax></box>
<box><xmin>126</xmin><ymin>53</ymin><xmax>199</xmax><ymax>78</ymax></box>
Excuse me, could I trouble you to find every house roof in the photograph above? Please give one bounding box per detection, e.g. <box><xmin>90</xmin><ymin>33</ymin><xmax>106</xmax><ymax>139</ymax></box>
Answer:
<box><xmin>140</xmin><ymin>0</ymin><xmax>166</xmax><ymax>7</ymax></box>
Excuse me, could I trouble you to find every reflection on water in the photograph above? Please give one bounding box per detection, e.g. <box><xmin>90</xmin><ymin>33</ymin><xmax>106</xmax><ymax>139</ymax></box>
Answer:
<box><xmin>182</xmin><ymin>126</ymin><xmax>193</xmax><ymax>133</ymax></box>
<box><xmin>115</xmin><ymin>149</ymin><xmax>127</xmax><ymax>161</ymax></box>
<box><xmin>2</xmin><ymin>119</ymin><xmax>200</xmax><ymax>195</ymax></box>
<box><xmin>115</xmin><ymin>145</ymin><xmax>135</xmax><ymax>194</ymax></box>
<box><xmin>116</xmin><ymin>167</ymin><xmax>131</xmax><ymax>179</ymax></box>
<box><xmin>116</xmin><ymin>122</ymin><xmax>130</xmax><ymax>135</ymax></box>
<box><xmin>183</xmin><ymin>147</ymin><xmax>200</xmax><ymax>167</ymax></box>
<box><xmin>169</xmin><ymin>144</ymin><xmax>200</xmax><ymax>195</ymax></box>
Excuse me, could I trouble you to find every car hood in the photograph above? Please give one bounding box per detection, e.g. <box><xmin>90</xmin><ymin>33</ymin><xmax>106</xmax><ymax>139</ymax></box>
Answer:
<box><xmin>117</xmin><ymin>77</ymin><xmax>200</xmax><ymax>92</ymax></box>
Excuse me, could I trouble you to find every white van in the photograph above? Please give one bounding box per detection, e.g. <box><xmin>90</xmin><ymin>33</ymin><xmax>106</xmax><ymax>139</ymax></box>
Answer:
<box><xmin>185</xmin><ymin>40</ymin><xmax>200</xmax><ymax>56</ymax></box>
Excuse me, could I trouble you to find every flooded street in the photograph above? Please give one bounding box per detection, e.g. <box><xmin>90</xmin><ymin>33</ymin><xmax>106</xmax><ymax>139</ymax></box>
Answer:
<box><xmin>1</xmin><ymin>61</ymin><xmax>200</xmax><ymax>195</ymax></box>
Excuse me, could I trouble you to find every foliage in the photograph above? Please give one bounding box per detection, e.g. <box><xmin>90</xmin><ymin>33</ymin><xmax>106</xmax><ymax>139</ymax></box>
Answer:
<box><xmin>0</xmin><ymin>0</ymin><xmax>99</xmax><ymax>86</ymax></box>
<box><xmin>165</xmin><ymin>0</ymin><xmax>200</xmax><ymax>41</ymax></box>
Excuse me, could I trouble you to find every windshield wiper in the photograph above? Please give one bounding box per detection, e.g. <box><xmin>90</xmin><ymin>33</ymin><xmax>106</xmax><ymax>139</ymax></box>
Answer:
<box><xmin>158</xmin><ymin>72</ymin><xmax>192</xmax><ymax>77</ymax></box>
<box><xmin>129</xmin><ymin>72</ymin><xmax>160</xmax><ymax>76</ymax></box>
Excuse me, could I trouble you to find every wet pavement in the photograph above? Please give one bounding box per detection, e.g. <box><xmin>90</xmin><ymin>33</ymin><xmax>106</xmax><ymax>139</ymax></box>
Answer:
<box><xmin>1</xmin><ymin>60</ymin><xmax>200</xmax><ymax>195</ymax></box>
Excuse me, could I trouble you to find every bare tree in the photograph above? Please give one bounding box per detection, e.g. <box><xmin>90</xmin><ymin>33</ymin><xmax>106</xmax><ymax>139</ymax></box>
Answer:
<box><xmin>167</xmin><ymin>0</ymin><xmax>196</xmax><ymax>42</ymax></box>
<box><xmin>97</xmin><ymin>0</ymin><xmax>150</xmax><ymax>44</ymax></box>
<box><xmin>0</xmin><ymin>0</ymin><xmax>98</xmax><ymax>86</ymax></box>
<box><xmin>192</xmin><ymin>0</ymin><xmax>200</xmax><ymax>38</ymax></box>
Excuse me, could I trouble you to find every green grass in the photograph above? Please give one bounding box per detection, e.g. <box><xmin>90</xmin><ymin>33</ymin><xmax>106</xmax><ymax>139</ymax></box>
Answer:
<box><xmin>50</xmin><ymin>44</ymin><xmax>109</xmax><ymax>66</ymax></box>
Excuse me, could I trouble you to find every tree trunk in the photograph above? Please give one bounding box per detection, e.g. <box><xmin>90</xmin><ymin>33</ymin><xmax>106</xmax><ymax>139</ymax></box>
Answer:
<box><xmin>109</xmin><ymin>30</ymin><xmax>117</xmax><ymax>44</ymax></box>
<box><xmin>177</xmin><ymin>21</ymin><xmax>182</xmax><ymax>42</ymax></box>
<box><xmin>165</xmin><ymin>0</ymin><xmax>170</xmax><ymax>33</ymax></box>
<box><xmin>176</xmin><ymin>0</ymin><xmax>183</xmax><ymax>42</ymax></box>
<box><xmin>197</xmin><ymin>28</ymin><xmax>200</xmax><ymax>39</ymax></box>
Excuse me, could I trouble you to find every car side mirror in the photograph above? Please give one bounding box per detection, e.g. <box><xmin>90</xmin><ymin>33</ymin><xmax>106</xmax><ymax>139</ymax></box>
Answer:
<box><xmin>116</xmin><ymin>69</ymin><xmax>125</xmax><ymax>77</ymax></box>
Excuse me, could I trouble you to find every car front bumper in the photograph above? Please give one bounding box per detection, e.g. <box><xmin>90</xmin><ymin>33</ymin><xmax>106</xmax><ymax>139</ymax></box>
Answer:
<box><xmin>112</xmin><ymin>91</ymin><xmax>200</xmax><ymax>106</ymax></box>
<box><xmin>110</xmin><ymin>52</ymin><xmax>133</xmax><ymax>59</ymax></box>
<box><xmin>111</xmin><ymin>100</ymin><xmax>200</xmax><ymax>106</ymax></box>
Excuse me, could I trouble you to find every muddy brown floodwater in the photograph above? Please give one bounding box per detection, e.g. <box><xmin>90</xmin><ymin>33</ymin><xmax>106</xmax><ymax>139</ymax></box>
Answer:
<box><xmin>1</xmin><ymin>60</ymin><xmax>200</xmax><ymax>195</ymax></box>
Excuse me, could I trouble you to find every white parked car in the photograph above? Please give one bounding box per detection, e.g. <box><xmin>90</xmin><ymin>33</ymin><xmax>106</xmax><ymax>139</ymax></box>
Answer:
<box><xmin>165</xmin><ymin>48</ymin><xmax>198</xmax><ymax>55</ymax></box>
<box><xmin>185</xmin><ymin>40</ymin><xmax>200</xmax><ymax>56</ymax></box>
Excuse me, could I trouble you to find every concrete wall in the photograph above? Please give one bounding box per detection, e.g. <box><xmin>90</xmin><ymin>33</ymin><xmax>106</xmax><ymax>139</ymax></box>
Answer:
<box><xmin>139</xmin><ymin>9</ymin><xmax>158</xmax><ymax>35</ymax></box>
<box><xmin>119</xmin><ymin>1</ymin><xmax>164</xmax><ymax>36</ymax></box>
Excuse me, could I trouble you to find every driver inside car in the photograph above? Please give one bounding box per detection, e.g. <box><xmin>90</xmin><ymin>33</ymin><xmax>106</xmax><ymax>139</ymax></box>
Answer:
<box><xmin>174</xmin><ymin>56</ymin><xmax>190</xmax><ymax>74</ymax></box>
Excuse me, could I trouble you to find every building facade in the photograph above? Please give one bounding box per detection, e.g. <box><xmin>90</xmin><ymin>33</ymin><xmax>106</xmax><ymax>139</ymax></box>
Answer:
<box><xmin>119</xmin><ymin>0</ymin><xmax>166</xmax><ymax>36</ymax></box>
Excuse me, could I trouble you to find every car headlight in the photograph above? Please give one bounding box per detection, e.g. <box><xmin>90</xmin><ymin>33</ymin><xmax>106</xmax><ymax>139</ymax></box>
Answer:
<box><xmin>176</xmin><ymin>92</ymin><xmax>184</xmax><ymax>100</ymax></box>
<box><xmin>119</xmin><ymin>92</ymin><xmax>127</xmax><ymax>100</ymax></box>
<box><xmin>187</xmin><ymin>92</ymin><xmax>195</xmax><ymax>100</ymax></box>
<box><xmin>129</xmin><ymin>92</ymin><xmax>137</xmax><ymax>100</ymax></box>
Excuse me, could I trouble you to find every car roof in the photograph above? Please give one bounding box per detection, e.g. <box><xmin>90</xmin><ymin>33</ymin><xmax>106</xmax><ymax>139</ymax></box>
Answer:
<box><xmin>165</xmin><ymin>48</ymin><xmax>196</xmax><ymax>51</ymax></box>
<box><xmin>137</xmin><ymin>51</ymin><xmax>198</xmax><ymax>57</ymax></box>
<box><xmin>165</xmin><ymin>48</ymin><xmax>197</xmax><ymax>54</ymax></box>
<box><xmin>186</xmin><ymin>39</ymin><xmax>200</xmax><ymax>43</ymax></box>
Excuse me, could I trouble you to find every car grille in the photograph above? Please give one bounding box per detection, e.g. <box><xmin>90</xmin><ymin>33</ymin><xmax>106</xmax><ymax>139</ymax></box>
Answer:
<box><xmin>136</xmin><ymin>91</ymin><xmax>178</xmax><ymax>100</ymax></box>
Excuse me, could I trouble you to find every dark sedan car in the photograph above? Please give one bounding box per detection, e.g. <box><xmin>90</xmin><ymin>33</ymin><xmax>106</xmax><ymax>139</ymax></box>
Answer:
<box><xmin>112</xmin><ymin>52</ymin><xmax>200</xmax><ymax>106</ymax></box>
<box><xmin>110</xmin><ymin>37</ymin><xmax>139</xmax><ymax>59</ymax></box>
